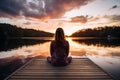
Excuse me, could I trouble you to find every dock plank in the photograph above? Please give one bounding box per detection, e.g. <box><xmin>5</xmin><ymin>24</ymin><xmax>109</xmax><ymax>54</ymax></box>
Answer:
<box><xmin>5</xmin><ymin>58</ymin><xmax>114</xmax><ymax>80</ymax></box>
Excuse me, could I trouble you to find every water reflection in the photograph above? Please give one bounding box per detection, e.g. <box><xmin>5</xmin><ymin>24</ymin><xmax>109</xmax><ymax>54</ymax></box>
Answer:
<box><xmin>0</xmin><ymin>38</ymin><xmax>51</xmax><ymax>51</ymax></box>
<box><xmin>0</xmin><ymin>38</ymin><xmax>120</xmax><ymax>80</ymax></box>
<box><xmin>72</xmin><ymin>38</ymin><xmax>120</xmax><ymax>47</ymax></box>
<box><xmin>0</xmin><ymin>41</ymin><xmax>51</xmax><ymax>59</ymax></box>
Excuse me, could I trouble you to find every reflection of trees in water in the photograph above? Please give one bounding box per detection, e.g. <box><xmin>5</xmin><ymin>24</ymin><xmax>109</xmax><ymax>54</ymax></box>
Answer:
<box><xmin>72</xmin><ymin>39</ymin><xmax>120</xmax><ymax>47</ymax></box>
<box><xmin>0</xmin><ymin>39</ymin><xmax>50</xmax><ymax>51</ymax></box>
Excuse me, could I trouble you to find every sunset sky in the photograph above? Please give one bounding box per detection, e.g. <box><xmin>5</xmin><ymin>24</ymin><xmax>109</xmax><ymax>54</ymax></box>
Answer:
<box><xmin>0</xmin><ymin>0</ymin><xmax>120</xmax><ymax>36</ymax></box>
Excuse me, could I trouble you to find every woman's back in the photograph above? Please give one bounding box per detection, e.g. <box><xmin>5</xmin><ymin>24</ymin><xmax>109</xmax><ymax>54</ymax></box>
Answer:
<box><xmin>51</xmin><ymin>40</ymin><xmax>69</xmax><ymax>62</ymax></box>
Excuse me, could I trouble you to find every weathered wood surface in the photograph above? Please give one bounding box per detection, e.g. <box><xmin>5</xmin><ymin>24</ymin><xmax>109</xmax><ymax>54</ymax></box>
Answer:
<box><xmin>5</xmin><ymin>58</ymin><xmax>114</xmax><ymax>80</ymax></box>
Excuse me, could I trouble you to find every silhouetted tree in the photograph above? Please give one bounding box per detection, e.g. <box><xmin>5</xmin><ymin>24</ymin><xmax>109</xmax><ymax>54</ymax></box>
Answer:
<box><xmin>0</xmin><ymin>23</ymin><xmax>54</xmax><ymax>38</ymax></box>
<box><xmin>71</xmin><ymin>26</ymin><xmax>120</xmax><ymax>37</ymax></box>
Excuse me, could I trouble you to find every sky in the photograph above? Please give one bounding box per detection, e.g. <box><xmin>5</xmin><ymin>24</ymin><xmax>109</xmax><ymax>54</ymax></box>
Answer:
<box><xmin>0</xmin><ymin>0</ymin><xmax>120</xmax><ymax>36</ymax></box>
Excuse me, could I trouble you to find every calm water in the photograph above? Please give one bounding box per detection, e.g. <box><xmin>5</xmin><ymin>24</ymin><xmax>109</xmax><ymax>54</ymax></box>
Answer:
<box><xmin>0</xmin><ymin>37</ymin><xmax>120</xmax><ymax>80</ymax></box>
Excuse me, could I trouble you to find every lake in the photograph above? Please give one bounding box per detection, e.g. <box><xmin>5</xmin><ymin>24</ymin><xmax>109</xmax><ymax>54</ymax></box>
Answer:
<box><xmin>0</xmin><ymin>37</ymin><xmax>120</xmax><ymax>80</ymax></box>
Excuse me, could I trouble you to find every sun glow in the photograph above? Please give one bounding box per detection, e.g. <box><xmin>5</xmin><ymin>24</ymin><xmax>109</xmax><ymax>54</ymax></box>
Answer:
<box><xmin>65</xmin><ymin>30</ymin><xmax>73</xmax><ymax>36</ymax></box>
<box><xmin>63</xmin><ymin>27</ymin><xmax>77</xmax><ymax>36</ymax></box>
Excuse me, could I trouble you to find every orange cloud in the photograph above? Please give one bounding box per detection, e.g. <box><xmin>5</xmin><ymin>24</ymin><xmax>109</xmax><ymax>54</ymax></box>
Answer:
<box><xmin>71</xmin><ymin>16</ymin><xmax>88</xmax><ymax>23</ymax></box>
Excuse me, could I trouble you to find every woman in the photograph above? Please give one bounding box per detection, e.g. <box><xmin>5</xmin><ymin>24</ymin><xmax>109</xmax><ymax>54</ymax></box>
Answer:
<box><xmin>47</xmin><ymin>28</ymin><xmax>72</xmax><ymax>66</ymax></box>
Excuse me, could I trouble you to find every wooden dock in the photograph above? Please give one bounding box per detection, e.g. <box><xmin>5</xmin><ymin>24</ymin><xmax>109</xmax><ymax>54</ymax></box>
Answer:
<box><xmin>5</xmin><ymin>58</ymin><xmax>114</xmax><ymax>80</ymax></box>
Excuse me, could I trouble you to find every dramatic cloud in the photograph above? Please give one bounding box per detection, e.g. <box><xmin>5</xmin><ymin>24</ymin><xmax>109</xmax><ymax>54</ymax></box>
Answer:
<box><xmin>70</xmin><ymin>15</ymin><xmax>100</xmax><ymax>24</ymax></box>
<box><xmin>112</xmin><ymin>5</ymin><xmax>118</xmax><ymax>8</ymax></box>
<box><xmin>103</xmin><ymin>15</ymin><xmax>120</xmax><ymax>22</ymax></box>
<box><xmin>70</xmin><ymin>14</ymin><xmax>120</xmax><ymax>25</ymax></box>
<box><xmin>0</xmin><ymin>0</ymin><xmax>26</xmax><ymax>17</ymax></box>
<box><xmin>0</xmin><ymin>0</ymin><xmax>93</xmax><ymax>20</ymax></box>
<box><xmin>71</xmin><ymin>16</ymin><xmax>88</xmax><ymax>23</ymax></box>
<box><xmin>88</xmin><ymin>16</ymin><xmax>100</xmax><ymax>22</ymax></box>
<box><xmin>109</xmin><ymin>5</ymin><xmax>118</xmax><ymax>10</ymax></box>
<box><xmin>24</xmin><ymin>21</ymin><xmax>31</xmax><ymax>25</ymax></box>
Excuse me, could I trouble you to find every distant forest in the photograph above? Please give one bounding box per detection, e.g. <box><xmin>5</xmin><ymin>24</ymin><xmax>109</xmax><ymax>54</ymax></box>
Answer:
<box><xmin>0</xmin><ymin>23</ymin><xmax>54</xmax><ymax>38</ymax></box>
<box><xmin>0</xmin><ymin>23</ymin><xmax>120</xmax><ymax>38</ymax></box>
<box><xmin>71</xmin><ymin>26</ymin><xmax>120</xmax><ymax>37</ymax></box>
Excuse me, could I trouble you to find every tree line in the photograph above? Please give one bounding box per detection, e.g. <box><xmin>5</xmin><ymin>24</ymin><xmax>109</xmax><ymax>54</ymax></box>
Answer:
<box><xmin>71</xmin><ymin>26</ymin><xmax>120</xmax><ymax>37</ymax></box>
<box><xmin>0</xmin><ymin>23</ymin><xmax>54</xmax><ymax>38</ymax></box>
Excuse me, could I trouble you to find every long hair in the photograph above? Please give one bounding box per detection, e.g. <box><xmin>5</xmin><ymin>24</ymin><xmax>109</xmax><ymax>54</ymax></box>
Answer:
<box><xmin>55</xmin><ymin>28</ymin><xmax>65</xmax><ymax>41</ymax></box>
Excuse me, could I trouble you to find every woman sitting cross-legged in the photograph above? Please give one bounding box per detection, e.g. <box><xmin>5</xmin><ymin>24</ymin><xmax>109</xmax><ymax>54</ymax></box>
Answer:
<box><xmin>47</xmin><ymin>28</ymin><xmax>72</xmax><ymax>66</ymax></box>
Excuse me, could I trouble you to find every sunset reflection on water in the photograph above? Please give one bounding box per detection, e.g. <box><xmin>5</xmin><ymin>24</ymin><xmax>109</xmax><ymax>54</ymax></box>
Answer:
<box><xmin>0</xmin><ymin>38</ymin><xmax>120</xmax><ymax>79</ymax></box>
<box><xmin>0</xmin><ymin>38</ymin><xmax>120</xmax><ymax>60</ymax></box>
